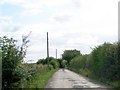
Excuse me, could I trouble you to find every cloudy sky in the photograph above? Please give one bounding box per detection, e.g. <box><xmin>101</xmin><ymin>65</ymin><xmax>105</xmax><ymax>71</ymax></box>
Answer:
<box><xmin>0</xmin><ymin>0</ymin><xmax>119</xmax><ymax>63</ymax></box>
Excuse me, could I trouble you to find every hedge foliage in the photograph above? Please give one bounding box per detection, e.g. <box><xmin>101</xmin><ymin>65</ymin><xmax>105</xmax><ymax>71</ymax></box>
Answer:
<box><xmin>69</xmin><ymin>42</ymin><xmax>119</xmax><ymax>88</ymax></box>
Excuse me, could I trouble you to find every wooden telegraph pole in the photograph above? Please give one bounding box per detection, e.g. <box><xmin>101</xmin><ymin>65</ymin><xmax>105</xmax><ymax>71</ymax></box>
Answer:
<box><xmin>47</xmin><ymin>32</ymin><xmax>49</xmax><ymax>63</ymax></box>
<box><xmin>56</xmin><ymin>49</ymin><xmax>57</xmax><ymax>59</ymax></box>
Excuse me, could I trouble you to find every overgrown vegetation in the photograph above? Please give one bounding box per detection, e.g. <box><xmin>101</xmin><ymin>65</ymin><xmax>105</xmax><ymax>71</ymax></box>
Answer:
<box><xmin>62</xmin><ymin>49</ymin><xmax>81</xmax><ymax>64</ymax></box>
<box><xmin>11</xmin><ymin>64</ymin><xmax>58</xmax><ymax>88</ymax></box>
<box><xmin>37</xmin><ymin>57</ymin><xmax>67</xmax><ymax>69</ymax></box>
<box><xmin>1</xmin><ymin>36</ymin><xmax>29</xmax><ymax>88</ymax></box>
<box><xmin>67</xmin><ymin>42</ymin><xmax>120</xmax><ymax>89</ymax></box>
<box><xmin>1</xmin><ymin>35</ymin><xmax>119</xmax><ymax>89</ymax></box>
<box><xmin>1</xmin><ymin>36</ymin><xmax>59</xmax><ymax>89</ymax></box>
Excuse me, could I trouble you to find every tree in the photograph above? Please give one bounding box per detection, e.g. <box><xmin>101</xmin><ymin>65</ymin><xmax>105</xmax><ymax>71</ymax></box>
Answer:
<box><xmin>37</xmin><ymin>57</ymin><xmax>55</xmax><ymax>65</ymax></box>
<box><xmin>37</xmin><ymin>58</ymin><xmax>46</xmax><ymax>64</ymax></box>
<box><xmin>1</xmin><ymin>35</ymin><xmax>29</xmax><ymax>88</ymax></box>
<box><xmin>61</xmin><ymin>60</ymin><xmax>67</xmax><ymax>68</ymax></box>
<box><xmin>49</xmin><ymin>59</ymin><xmax>59</xmax><ymax>69</ymax></box>
<box><xmin>62</xmin><ymin>49</ymin><xmax>81</xmax><ymax>64</ymax></box>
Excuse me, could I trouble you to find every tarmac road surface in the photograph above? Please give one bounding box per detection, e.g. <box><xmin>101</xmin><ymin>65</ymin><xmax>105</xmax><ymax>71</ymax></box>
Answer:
<box><xmin>45</xmin><ymin>69</ymin><xmax>115</xmax><ymax>90</ymax></box>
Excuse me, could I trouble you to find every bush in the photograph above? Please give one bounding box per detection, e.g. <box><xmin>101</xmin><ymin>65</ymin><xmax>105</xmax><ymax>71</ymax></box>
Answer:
<box><xmin>68</xmin><ymin>42</ymin><xmax>119</xmax><ymax>89</ymax></box>
<box><xmin>0</xmin><ymin>36</ymin><xmax>29</xmax><ymax>88</ymax></box>
<box><xmin>89</xmin><ymin>42</ymin><xmax>119</xmax><ymax>80</ymax></box>
<box><xmin>37</xmin><ymin>59</ymin><xmax>46</xmax><ymax>64</ymax></box>
<box><xmin>49</xmin><ymin>59</ymin><xmax>59</xmax><ymax>69</ymax></box>
<box><xmin>69</xmin><ymin>55</ymin><xmax>88</xmax><ymax>70</ymax></box>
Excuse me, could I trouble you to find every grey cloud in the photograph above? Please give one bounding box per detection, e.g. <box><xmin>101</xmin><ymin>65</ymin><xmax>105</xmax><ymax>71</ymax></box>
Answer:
<box><xmin>0</xmin><ymin>18</ymin><xmax>19</xmax><ymax>32</ymax></box>
<box><xmin>54</xmin><ymin>15</ymin><xmax>71</xmax><ymax>23</ymax></box>
<box><xmin>72</xmin><ymin>0</ymin><xmax>81</xmax><ymax>7</ymax></box>
<box><xmin>50</xmin><ymin>37</ymin><xmax>67</xmax><ymax>47</ymax></box>
<box><xmin>49</xmin><ymin>32</ymin><xmax>85</xmax><ymax>47</ymax></box>
<box><xmin>87</xmin><ymin>33</ymin><xmax>118</xmax><ymax>44</ymax></box>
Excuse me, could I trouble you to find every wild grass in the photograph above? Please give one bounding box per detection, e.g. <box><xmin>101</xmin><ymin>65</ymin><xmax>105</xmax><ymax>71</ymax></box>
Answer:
<box><xmin>12</xmin><ymin>63</ymin><xmax>58</xmax><ymax>88</ymax></box>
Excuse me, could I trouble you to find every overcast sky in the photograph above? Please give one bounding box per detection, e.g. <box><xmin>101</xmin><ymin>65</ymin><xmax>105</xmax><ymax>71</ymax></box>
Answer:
<box><xmin>0</xmin><ymin>0</ymin><xmax>119</xmax><ymax>63</ymax></box>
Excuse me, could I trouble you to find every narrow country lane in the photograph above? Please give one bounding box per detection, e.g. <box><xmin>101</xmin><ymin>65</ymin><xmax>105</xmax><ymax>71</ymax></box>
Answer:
<box><xmin>45</xmin><ymin>69</ymin><xmax>115</xmax><ymax>90</ymax></box>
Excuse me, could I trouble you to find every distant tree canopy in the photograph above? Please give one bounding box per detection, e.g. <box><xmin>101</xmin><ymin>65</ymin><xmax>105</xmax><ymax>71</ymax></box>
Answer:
<box><xmin>62</xmin><ymin>49</ymin><xmax>81</xmax><ymax>64</ymax></box>
<box><xmin>37</xmin><ymin>57</ymin><xmax>60</xmax><ymax>69</ymax></box>
<box><xmin>37</xmin><ymin>57</ymin><xmax>55</xmax><ymax>65</ymax></box>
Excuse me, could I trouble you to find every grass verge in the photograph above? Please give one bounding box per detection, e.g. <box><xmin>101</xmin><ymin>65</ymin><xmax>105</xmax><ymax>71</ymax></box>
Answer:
<box><xmin>11</xmin><ymin>64</ymin><xmax>58</xmax><ymax>88</ymax></box>
<box><xmin>27</xmin><ymin>68</ymin><xmax>58</xmax><ymax>88</ymax></box>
